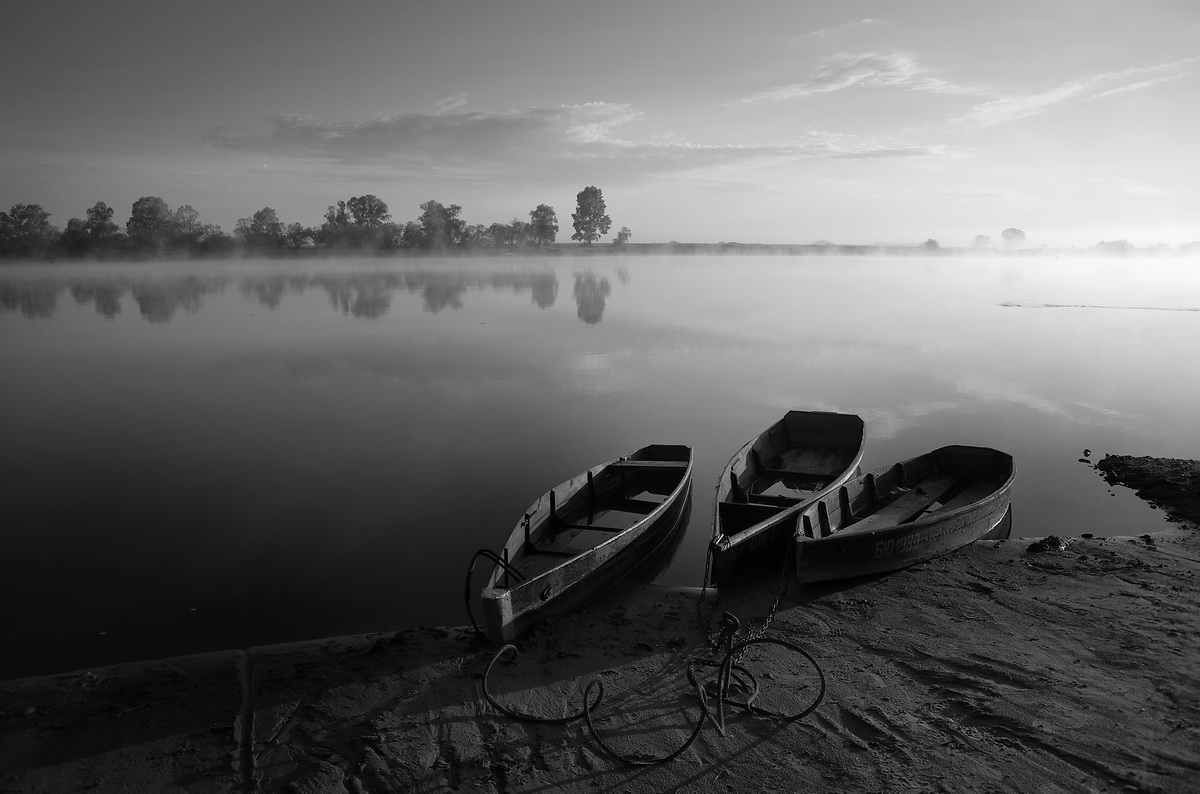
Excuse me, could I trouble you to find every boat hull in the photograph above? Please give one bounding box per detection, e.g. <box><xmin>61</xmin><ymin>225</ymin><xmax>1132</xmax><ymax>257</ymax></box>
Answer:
<box><xmin>795</xmin><ymin>445</ymin><xmax>1015</xmax><ymax>583</ymax></box>
<box><xmin>480</xmin><ymin>445</ymin><xmax>693</xmax><ymax>644</ymax></box>
<box><xmin>710</xmin><ymin>411</ymin><xmax>865</xmax><ymax>586</ymax></box>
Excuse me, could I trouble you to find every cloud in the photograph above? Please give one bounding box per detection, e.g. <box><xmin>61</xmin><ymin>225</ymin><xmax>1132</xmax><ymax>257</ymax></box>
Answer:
<box><xmin>804</xmin><ymin>19</ymin><xmax>884</xmax><ymax>38</ymax></box>
<box><xmin>203</xmin><ymin>102</ymin><xmax>949</xmax><ymax>183</ymax></box>
<box><xmin>742</xmin><ymin>51</ymin><xmax>1195</xmax><ymax>133</ymax></box>
<box><xmin>1088</xmin><ymin>72</ymin><xmax>1188</xmax><ymax>101</ymax></box>
<box><xmin>952</xmin><ymin>58</ymin><xmax>1197</xmax><ymax>129</ymax></box>
<box><xmin>828</xmin><ymin>145</ymin><xmax>948</xmax><ymax>160</ymax></box>
<box><xmin>432</xmin><ymin>93</ymin><xmax>468</xmax><ymax>114</ymax></box>
<box><xmin>741</xmin><ymin>51</ymin><xmax>981</xmax><ymax>103</ymax></box>
<box><xmin>205</xmin><ymin>104</ymin><xmax>630</xmax><ymax>164</ymax></box>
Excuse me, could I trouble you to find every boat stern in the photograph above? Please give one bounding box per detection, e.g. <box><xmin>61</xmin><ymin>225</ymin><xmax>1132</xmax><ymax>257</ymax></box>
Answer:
<box><xmin>479</xmin><ymin>587</ymin><xmax>516</xmax><ymax>645</ymax></box>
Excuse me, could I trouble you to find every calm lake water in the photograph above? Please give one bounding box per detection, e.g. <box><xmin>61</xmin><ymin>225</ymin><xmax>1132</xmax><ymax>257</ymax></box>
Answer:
<box><xmin>2</xmin><ymin>254</ymin><xmax>1197</xmax><ymax>679</ymax></box>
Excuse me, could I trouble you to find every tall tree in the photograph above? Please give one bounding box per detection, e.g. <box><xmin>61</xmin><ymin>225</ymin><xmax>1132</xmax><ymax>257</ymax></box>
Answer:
<box><xmin>284</xmin><ymin>222</ymin><xmax>314</xmax><ymax>250</ymax></box>
<box><xmin>170</xmin><ymin>205</ymin><xmax>203</xmax><ymax>248</ymax></box>
<box><xmin>346</xmin><ymin>195</ymin><xmax>391</xmax><ymax>228</ymax></box>
<box><xmin>235</xmin><ymin>207</ymin><xmax>285</xmax><ymax>250</ymax></box>
<box><xmin>84</xmin><ymin>201</ymin><xmax>120</xmax><ymax>242</ymax></box>
<box><xmin>325</xmin><ymin>201</ymin><xmax>351</xmax><ymax>228</ymax></box>
<box><xmin>192</xmin><ymin>224</ymin><xmax>230</xmax><ymax>254</ymax></box>
<box><xmin>249</xmin><ymin>207</ymin><xmax>285</xmax><ymax>249</ymax></box>
<box><xmin>317</xmin><ymin>201</ymin><xmax>353</xmax><ymax>247</ymax></box>
<box><xmin>1001</xmin><ymin>228</ymin><xmax>1026</xmax><ymax>249</ymax></box>
<box><xmin>528</xmin><ymin>204</ymin><xmax>558</xmax><ymax>247</ymax></box>
<box><xmin>418</xmin><ymin>200</ymin><xmax>465</xmax><ymax>249</ymax></box>
<box><xmin>571</xmin><ymin>186</ymin><xmax>611</xmax><ymax>244</ymax></box>
<box><xmin>59</xmin><ymin>217</ymin><xmax>90</xmax><ymax>256</ymax></box>
<box><xmin>0</xmin><ymin>203</ymin><xmax>57</xmax><ymax>257</ymax></box>
<box><xmin>127</xmin><ymin>197</ymin><xmax>174</xmax><ymax>250</ymax></box>
<box><xmin>401</xmin><ymin>221</ymin><xmax>424</xmax><ymax>248</ymax></box>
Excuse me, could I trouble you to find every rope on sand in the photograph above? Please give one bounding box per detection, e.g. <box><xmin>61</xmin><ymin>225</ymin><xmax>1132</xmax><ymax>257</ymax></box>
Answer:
<box><xmin>480</xmin><ymin>616</ymin><xmax>826</xmax><ymax>766</ymax></box>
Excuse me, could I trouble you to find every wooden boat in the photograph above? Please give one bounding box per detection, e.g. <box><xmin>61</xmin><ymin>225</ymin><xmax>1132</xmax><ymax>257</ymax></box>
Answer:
<box><xmin>710</xmin><ymin>411</ymin><xmax>866</xmax><ymax>586</ymax></box>
<box><xmin>794</xmin><ymin>445</ymin><xmax>1015</xmax><ymax>582</ymax></box>
<box><xmin>478</xmin><ymin>444</ymin><xmax>693</xmax><ymax>644</ymax></box>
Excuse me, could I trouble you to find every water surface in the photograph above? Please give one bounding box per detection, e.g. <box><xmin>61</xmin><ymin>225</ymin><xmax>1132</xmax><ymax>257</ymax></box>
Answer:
<box><xmin>2</xmin><ymin>254</ymin><xmax>1197</xmax><ymax>679</ymax></box>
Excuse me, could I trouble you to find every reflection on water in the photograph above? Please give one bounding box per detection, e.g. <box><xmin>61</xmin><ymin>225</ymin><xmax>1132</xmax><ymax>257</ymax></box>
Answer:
<box><xmin>573</xmin><ymin>272</ymin><xmax>611</xmax><ymax>324</ymax></box>
<box><xmin>0</xmin><ymin>279</ymin><xmax>59</xmax><ymax>319</ymax></box>
<box><xmin>0</xmin><ymin>269</ymin><xmax>563</xmax><ymax>323</ymax></box>
<box><xmin>131</xmin><ymin>276</ymin><xmax>225</xmax><ymax>323</ymax></box>
<box><xmin>70</xmin><ymin>281</ymin><xmax>124</xmax><ymax>318</ymax></box>
<box><xmin>2</xmin><ymin>254</ymin><xmax>1197</xmax><ymax>680</ymax></box>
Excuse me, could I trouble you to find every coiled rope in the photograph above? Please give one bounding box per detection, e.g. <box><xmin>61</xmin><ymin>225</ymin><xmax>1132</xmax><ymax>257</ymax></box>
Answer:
<box><xmin>481</xmin><ymin>614</ymin><xmax>826</xmax><ymax>766</ymax></box>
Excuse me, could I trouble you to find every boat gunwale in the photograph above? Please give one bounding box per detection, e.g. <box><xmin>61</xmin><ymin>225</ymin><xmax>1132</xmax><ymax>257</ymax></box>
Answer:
<box><xmin>711</xmin><ymin>411</ymin><xmax>867</xmax><ymax>548</ymax></box>
<box><xmin>482</xmin><ymin>445</ymin><xmax>694</xmax><ymax>594</ymax></box>
<box><xmin>796</xmin><ymin>445</ymin><xmax>1016</xmax><ymax>542</ymax></box>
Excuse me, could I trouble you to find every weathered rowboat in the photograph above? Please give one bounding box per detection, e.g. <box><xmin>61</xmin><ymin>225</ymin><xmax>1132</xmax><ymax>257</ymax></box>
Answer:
<box><xmin>477</xmin><ymin>444</ymin><xmax>693</xmax><ymax>644</ymax></box>
<box><xmin>794</xmin><ymin>445</ymin><xmax>1015</xmax><ymax>582</ymax></box>
<box><xmin>710</xmin><ymin>411</ymin><xmax>866</xmax><ymax>586</ymax></box>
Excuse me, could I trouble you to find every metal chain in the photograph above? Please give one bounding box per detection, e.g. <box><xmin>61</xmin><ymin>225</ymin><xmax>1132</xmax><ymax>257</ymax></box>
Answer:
<box><xmin>699</xmin><ymin>533</ymin><xmax>796</xmax><ymax>665</ymax></box>
<box><xmin>697</xmin><ymin>540</ymin><xmax>720</xmax><ymax>648</ymax></box>
<box><xmin>745</xmin><ymin>539</ymin><xmax>794</xmax><ymax>642</ymax></box>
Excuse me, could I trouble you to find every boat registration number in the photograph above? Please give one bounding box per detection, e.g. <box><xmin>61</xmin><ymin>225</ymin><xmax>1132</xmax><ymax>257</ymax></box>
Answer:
<box><xmin>874</xmin><ymin>533</ymin><xmax>927</xmax><ymax>559</ymax></box>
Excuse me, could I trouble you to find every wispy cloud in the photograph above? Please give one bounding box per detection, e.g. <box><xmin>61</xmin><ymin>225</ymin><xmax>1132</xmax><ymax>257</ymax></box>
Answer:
<box><xmin>804</xmin><ymin>19</ymin><xmax>884</xmax><ymax>38</ymax></box>
<box><xmin>432</xmin><ymin>93</ymin><xmax>468</xmax><ymax>114</ymax></box>
<box><xmin>1088</xmin><ymin>72</ymin><xmax>1188</xmax><ymax>101</ymax></box>
<box><xmin>742</xmin><ymin>51</ymin><xmax>1196</xmax><ymax>133</ymax></box>
<box><xmin>952</xmin><ymin>58</ymin><xmax>1197</xmax><ymax>129</ymax></box>
<box><xmin>203</xmin><ymin>103</ymin><xmax>643</xmax><ymax>174</ymax></box>
<box><xmin>740</xmin><ymin>52</ymin><xmax>981</xmax><ymax>103</ymax></box>
<box><xmin>203</xmin><ymin>102</ymin><xmax>948</xmax><ymax>182</ymax></box>
<box><xmin>828</xmin><ymin>145</ymin><xmax>948</xmax><ymax>160</ymax></box>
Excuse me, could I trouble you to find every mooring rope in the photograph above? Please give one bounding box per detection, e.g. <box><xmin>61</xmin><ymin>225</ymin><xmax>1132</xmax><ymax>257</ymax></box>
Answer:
<box><xmin>480</xmin><ymin>625</ymin><xmax>826</xmax><ymax>766</ymax></box>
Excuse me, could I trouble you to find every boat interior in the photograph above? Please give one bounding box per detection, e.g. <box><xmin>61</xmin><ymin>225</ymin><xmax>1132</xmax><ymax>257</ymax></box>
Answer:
<box><xmin>800</xmin><ymin>448</ymin><xmax>1011</xmax><ymax>539</ymax></box>
<box><xmin>490</xmin><ymin>445</ymin><xmax>691</xmax><ymax>585</ymax></box>
<box><xmin>717</xmin><ymin>414</ymin><xmax>864</xmax><ymax>537</ymax></box>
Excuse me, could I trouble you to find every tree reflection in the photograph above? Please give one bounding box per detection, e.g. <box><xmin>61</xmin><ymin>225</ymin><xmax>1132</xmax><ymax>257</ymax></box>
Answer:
<box><xmin>0</xmin><ymin>280</ymin><xmax>59</xmax><ymax>319</ymax></box>
<box><xmin>573</xmin><ymin>272</ymin><xmax>611</xmax><ymax>325</ymax></box>
<box><xmin>317</xmin><ymin>275</ymin><xmax>397</xmax><ymax>319</ymax></box>
<box><xmin>529</xmin><ymin>274</ymin><xmax>558</xmax><ymax>309</ymax></box>
<box><xmin>71</xmin><ymin>282</ymin><xmax>123</xmax><ymax>318</ymax></box>
<box><xmin>417</xmin><ymin>278</ymin><xmax>467</xmax><ymax>312</ymax></box>
<box><xmin>238</xmin><ymin>275</ymin><xmax>290</xmax><ymax>309</ymax></box>
<box><xmin>130</xmin><ymin>276</ymin><xmax>226</xmax><ymax>323</ymax></box>
<box><xmin>1</xmin><ymin>268</ymin><xmax>562</xmax><ymax>323</ymax></box>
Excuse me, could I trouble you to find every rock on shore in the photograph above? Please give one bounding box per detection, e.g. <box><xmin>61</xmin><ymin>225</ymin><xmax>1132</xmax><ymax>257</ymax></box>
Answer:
<box><xmin>1096</xmin><ymin>454</ymin><xmax>1200</xmax><ymax>525</ymax></box>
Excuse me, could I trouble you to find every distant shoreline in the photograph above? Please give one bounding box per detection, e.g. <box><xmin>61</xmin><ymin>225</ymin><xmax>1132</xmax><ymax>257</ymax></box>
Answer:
<box><xmin>3</xmin><ymin>241</ymin><xmax>1195</xmax><ymax>264</ymax></box>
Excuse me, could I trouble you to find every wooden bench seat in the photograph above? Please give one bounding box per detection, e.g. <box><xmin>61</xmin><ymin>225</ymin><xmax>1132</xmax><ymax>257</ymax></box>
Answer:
<box><xmin>718</xmin><ymin>501</ymin><xmax>783</xmax><ymax>535</ymax></box>
<box><xmin>607</xmin><ymin>459</ymin><xmax>690</xmax><ymax>470</ymax></box>
<box><xmin>927</xmin><ymin>480</ymin><xmax>998</xmax><ymax>514</ymax></box>
<box><xmin>841</xmin><ymin>474</ymin><xmax>959</xmax><ymax>534</ymax></box>
<box><xmin>759</xmin><ymin>448</ymin><xmax>849</xmax><ymax>478</ymax></box>
<box><xmin>744</xmin><ymin>492</ymin><xmax>802</xmax><ymax>508</ymax></box>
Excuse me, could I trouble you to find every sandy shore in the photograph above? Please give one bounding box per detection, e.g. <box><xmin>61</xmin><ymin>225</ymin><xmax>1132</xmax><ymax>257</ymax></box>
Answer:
<box><xmin>2</xmin><ymin>455</ymin><xmax>1198</xmax><ymax>793</ymax></box>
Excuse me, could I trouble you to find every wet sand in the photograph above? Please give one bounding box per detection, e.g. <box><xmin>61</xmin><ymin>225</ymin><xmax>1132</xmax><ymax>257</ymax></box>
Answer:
<box><xmin>2</xmin><ymin>456</ymin><xmax>1198</xmax><ymax>793</ymax></box>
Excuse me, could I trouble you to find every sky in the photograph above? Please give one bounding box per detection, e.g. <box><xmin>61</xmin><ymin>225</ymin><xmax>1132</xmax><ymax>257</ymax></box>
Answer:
<box><xmin>2</xmin><ymin>0</ymin><xmax>1197</xmax><ymax>247</ymax></box>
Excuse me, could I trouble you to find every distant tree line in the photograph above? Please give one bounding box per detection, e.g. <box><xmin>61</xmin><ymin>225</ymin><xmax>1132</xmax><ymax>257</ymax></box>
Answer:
<box><xmin>0</xmin><ymin>194</ymin><xmax>582</xmax><ymax>260</ymax></box>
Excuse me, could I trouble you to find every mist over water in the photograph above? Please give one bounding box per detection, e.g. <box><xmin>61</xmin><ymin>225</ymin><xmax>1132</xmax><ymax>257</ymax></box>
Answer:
<box><xmin>2</xmin><ymin>254</ymin><xmax>1197</xmax><ymax>679</ymax></box>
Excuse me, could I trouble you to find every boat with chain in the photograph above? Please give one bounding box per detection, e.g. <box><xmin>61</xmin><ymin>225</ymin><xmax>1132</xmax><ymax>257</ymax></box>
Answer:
<box><xmin>710</xmin><ymin>410</ymin><xmax>866</xmax><ymax>586</ymax></box>
<box><xmin>794</xmin><ymin>445</ymin><xmax>1014</xmax><ymax>582</ymax></box>
<box><xmin>472</xmin><ymin>444</ymin><xmax>693</xmax><ymax>644</ymax></box>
